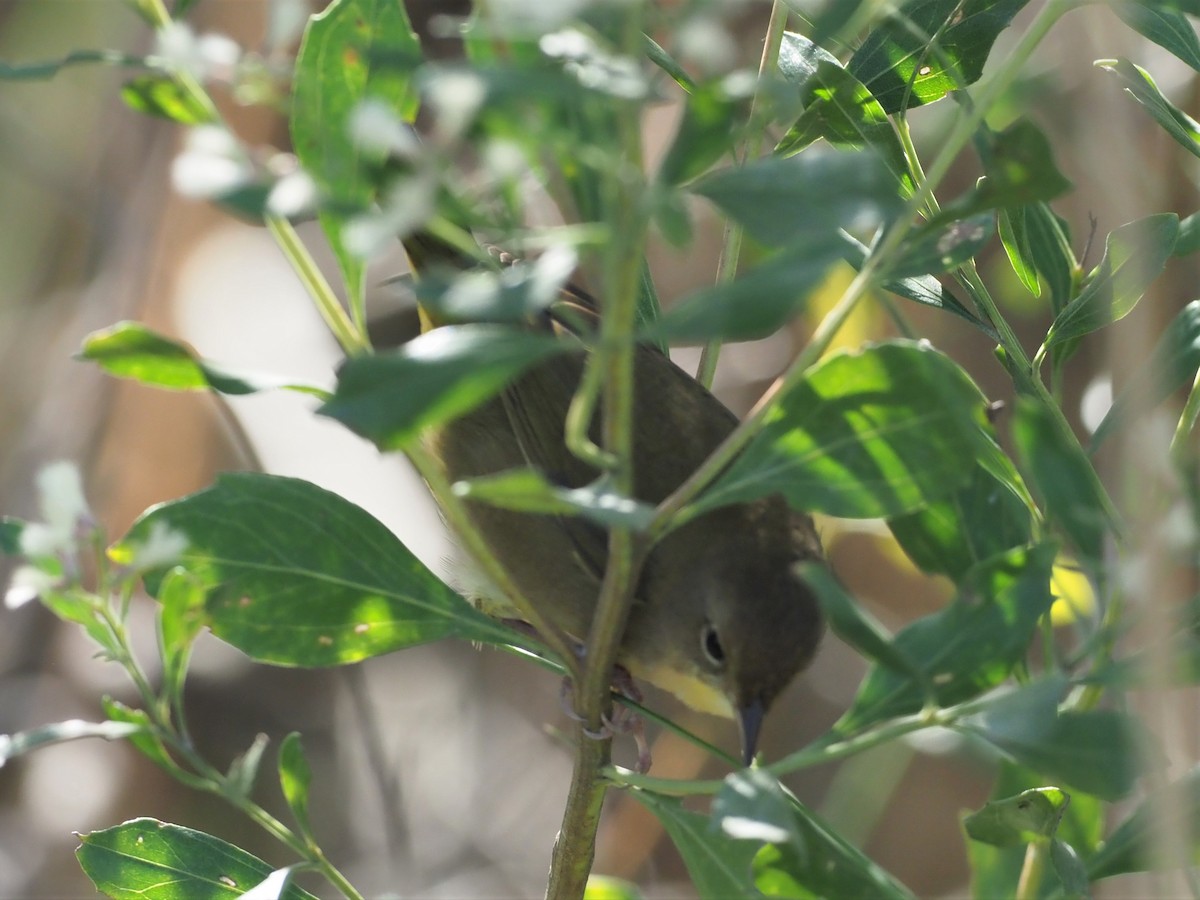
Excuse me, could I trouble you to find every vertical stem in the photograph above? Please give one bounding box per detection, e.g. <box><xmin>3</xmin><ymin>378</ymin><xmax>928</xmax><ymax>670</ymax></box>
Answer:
<box><xmin>1015</xmin><ymin>841</ymin><xmax>1049</xmax><ymax>900</ymax></box>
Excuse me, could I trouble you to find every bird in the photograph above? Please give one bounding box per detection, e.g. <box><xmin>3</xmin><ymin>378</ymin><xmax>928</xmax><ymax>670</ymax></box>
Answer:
<box><xmin>402</xmin><ymin>230</ymin><xmax>826</xmax><ymax>767</ymax></box>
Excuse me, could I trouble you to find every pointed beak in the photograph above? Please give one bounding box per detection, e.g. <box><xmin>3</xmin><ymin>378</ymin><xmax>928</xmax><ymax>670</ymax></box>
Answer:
<box><xmin>737</xmin><ymin>697</ymin><xmax>766</xmax><ymax>767</ymax></box>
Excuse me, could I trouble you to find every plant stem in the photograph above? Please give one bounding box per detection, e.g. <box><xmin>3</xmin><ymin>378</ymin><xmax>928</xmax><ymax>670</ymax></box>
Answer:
<box><xmin>696</xmin><ymin>0</ymin><xmax>790</xmax><ymax>389</ymax></box>
<box><xmin>1016</xmin><ymin>840</ymin><xmax>1049</xmax><ymax>900</ymax></box>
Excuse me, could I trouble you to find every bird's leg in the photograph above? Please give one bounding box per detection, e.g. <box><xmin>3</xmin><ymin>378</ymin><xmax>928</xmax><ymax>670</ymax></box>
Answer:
<box><xmin>558</xmin><ymin>663</ymin><xmax>651</xmax><ymax>774</ymax></box>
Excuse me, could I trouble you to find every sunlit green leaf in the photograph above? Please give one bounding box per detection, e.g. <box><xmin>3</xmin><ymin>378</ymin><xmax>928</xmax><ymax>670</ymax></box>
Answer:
<box><xmin>158</xmin><ymin>568</ymin><xmax>207</xmax><ymax>706</ymax></box>
<box><xmin>79</xmin><ymin>322</ymin><xmax>326</xmax><ymax>397</ymax></box>
<box><xmin>292</xmin><ymin>0</ymin><xmax>422</xmax><ymax>306</ymax></box>
<box><xmin>121</xmin><ymin>74</ymin><xmax>213</xmax><ymax>124</ymax></box>
<box><xmin>694</xmin><ymin>341</ymin><xmax>994</xmax><ymax>520</ymax></box>
<box><xmin>226</xmin><ymin>733</ymin><xmax>270</xmax><ymax>803</ymax></box>
<box><xmin>1115</xmin><ymin>3</ymin><xmax>1200</xmax><ymax>71</ymax></box>
<box><xmin>120</xmin><ymin>473</ymin><xmax>518</xmax><ymax>665</ymax></box>
<box><xmin>278</xmin><ymin>733</ymin><xmax>313</xmax><ymax>839</ymax></box>
<box><xmin>848</xmin><ymin>0</ymin><xmax>1031</xmax><ymax>113</ymax></box>
<box><xmin>102</xmin><ymin>699</ymin><xmax>176</xmax><ymax>774</ymax></box>
<box><xmin>1098</xmin><ymin>58</ymin><xmax>1200</xmax><ymax>159</ymax></box>
<box><xmin>77</xmin><ymin>818</ymin><xmax>318</xmax><ymax>900</ymax></box>
<box><xmin>584</xmin><ymin>875</ymin><xmax>644</xmax><ymax>900</ymax></box>
<box><xmin>837</xmin><ymin>543</ymin><xmax>1057</xmax><ymax>733</ymax></box>
<box><xmin>454</xmin><ymin>469</ymin><xmax>654</xmax><ymax>531</ymax></box>
<box><xmin>320</xmin><ymin>325</ymin><xmax>568</xmax><ymax>450</ymax></box>
<box><xmin>964</xmin><ymin>787</ymin><xmax>1070</xmax><ymax>846</ymax></box>
<box><xmin>999</xmin><ymin>203</ymin><xmax>1076</xmax><ymax>312</ymax></box>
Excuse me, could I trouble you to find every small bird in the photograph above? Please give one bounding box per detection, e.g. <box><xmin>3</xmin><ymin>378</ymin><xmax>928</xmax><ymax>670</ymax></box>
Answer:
<box><xmin>403</xmin><ymin>231</ymin><xmax>825</xmax><ymax>766</ymax></box>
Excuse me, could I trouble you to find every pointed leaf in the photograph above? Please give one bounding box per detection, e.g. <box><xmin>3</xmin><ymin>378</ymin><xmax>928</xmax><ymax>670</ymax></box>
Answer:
<box><xmin>121</xmin><ymin>74</ymin><xmax>213</xmax><ymax>124</ymax></box>
<box><xmin>1045</xmin><ymin>214</ymin><xmax>1178</xmax><ymax>348</ymax></box>
<box><xmin>964</xmin><ymin>787</ymin><xmax>1071</xmax><ymax>846</ymax></box>
<box><xmin>454</xmin><ymin>470</ymin><xmax>654</xmax><ymax>531</ymax></box>
<box><xmin>158</xmin><ymin>568</ymin><xmax>207</xmax><ymax>705</ymax></box>
<box><xmin>79</xmin><ymin>322</ymin><xmax>326</xmax><ymax>397</ymax></box>
<box><xmin>886</xmin><ymin>213</ymin><xmax>995</xmax><ymax>278</ymax></box>
<box><xmin>120</xmin><ymin>473</ymin><xmax>517</xmax><ymax>666</ymax></box>
<box><xmin>0</xmin><ymin>720</ymin><xmax>146</xmax><ymax>766</ymax></box>
<box><xmin>1099</xmin><ymin>58</ymin><xmax>1200</xmax><ymax>159</ymax></box>
<box><xmin>320</xmin><ymin>325</ymin><xmax>568</xmax><ymax>450</ymax></box>
<box><xmin>847</xmin><ymin>0</ymin><xmax>1031</xmax><ymax>113</ymax></box>
<box><xmin>76</xmin><ymin>818</ymin><xmax>319</xmax><ymax>900</ymax></box>
<box><xmin>837</xmin><ymin>543</ymin><xmax>1058</xmax><ymax>733</ymax></box>
<box><xmin>102</xmin><ymin>699</ymin><xmax>176</xmax><ymax>773</ymax></box>
<box><xmin>226</xmin><ymin>733</ymin><xmax>270</xmax><ymax>803</ymax></box>
<box><xmin>999</xmin><ymin>203</ymin><xmax>1076</xmax><ymax>312</ymax></box>
<box><xmin>1115</xmin><ymin>4</ymin><xmax>1200</xmax><ymax>72</ymax></box>
<box><xmin>278</xmin><ymin>733</ymin><xmax>313</xmax><ymax>838</ymax></box>
<box><xmin>695</xmin><ymin>341</ymin><xmax>995</xmax><ymax>520</ymax></box>
<box><xmin>659</xmin><ymin>79</ymin><xmax>741</xmax><ymax>186</ymax></box>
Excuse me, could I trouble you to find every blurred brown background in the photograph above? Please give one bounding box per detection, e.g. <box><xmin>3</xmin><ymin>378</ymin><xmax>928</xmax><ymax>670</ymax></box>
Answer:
<box><xmin>1</xmin><ymin>1</ymin><xmax>1198</xmax><ymax>897</ymax></box>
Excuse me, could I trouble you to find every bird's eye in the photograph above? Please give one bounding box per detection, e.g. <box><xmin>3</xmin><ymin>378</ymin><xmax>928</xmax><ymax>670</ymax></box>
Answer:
<box><xmin>700</xmin><ymin>623</ymin><xmax>726</xmax><ymax>667</ymax></box>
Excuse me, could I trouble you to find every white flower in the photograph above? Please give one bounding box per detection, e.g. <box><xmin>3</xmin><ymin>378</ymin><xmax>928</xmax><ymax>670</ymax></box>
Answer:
<box><xmin>425</xmin><ymin>71</ymin><xmax>487</xmax><ymax>140</ymax></box>
<box><xmin>266</xmin><ymin>170</ymin><xmax>317</xmax><ymax>218</ymax></box>
<box><xmin>171</xmin><ymin>126</ymin><xmax>255</xmax><ymax>199</ymax></box>
<box><xmin>125</xmin><ymin>521</ymin><xmax>189</xmax><ymax>572</ymax></box>
<box><xmin>349</xmin><ymin>99</ymin><xmax>420</xmax><ymax>158</ymax></box>
<box><xmin>4</xmin><ymin>565</ymin><xmax>57</xmax><ymax>610</ymax></box>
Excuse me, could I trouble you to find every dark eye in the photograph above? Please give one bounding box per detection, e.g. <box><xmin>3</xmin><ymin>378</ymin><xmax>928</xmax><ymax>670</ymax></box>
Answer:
<box><xmin>701</xmin><ymin>623</ymin><xmax>726</xmax><ymax>667</ymax></box>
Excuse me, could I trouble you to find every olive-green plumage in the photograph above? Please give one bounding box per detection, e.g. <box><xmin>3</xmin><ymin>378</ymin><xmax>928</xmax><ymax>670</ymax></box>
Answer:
<box><xmin>405</xmin><ymin>233</ymin><xmax>825</xmax><ymax>763</ymax></box>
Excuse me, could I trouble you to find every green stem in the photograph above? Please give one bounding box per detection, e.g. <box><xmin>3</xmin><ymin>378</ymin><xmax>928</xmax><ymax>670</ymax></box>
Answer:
<box><xmin>696</xmin><ymin>0</ymin><xmax>790</xmax><ymax>389</ymax></box>
<box><xmin>1016</xmin><ymin>840</ymin><xmax>1049</xmax><ymax>900</ymax></box>
<box><xmin>266</xmin><ymin>215</ymin><xmax>370</xmax><ymax>356</ymax></box>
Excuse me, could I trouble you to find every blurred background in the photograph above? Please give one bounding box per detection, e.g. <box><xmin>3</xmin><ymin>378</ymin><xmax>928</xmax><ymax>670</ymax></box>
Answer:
<box><xmin>1</xmin><ymin>0</ymin><xmax>1198</xmax><ymax>897</ymax></box>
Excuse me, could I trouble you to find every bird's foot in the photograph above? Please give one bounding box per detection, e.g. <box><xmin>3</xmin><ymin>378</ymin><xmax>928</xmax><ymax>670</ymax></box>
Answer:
<box><xmin>558</xmin><ymin>667</ymin><xmax>651</xmax><ymax>774</ymax></box>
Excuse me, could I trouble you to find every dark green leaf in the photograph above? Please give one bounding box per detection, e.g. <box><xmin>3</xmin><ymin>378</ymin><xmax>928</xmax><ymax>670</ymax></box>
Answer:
<box><xmin>1174</xmin><ymin>209</ymin><xmax>1200</xmax><ymax>256</ymax></box>
<box><xmin>775</xmin><ymin>32</ymin><xmax>912</xmax><ymax>193</ymax></box>
<box><xmin>278</xmin><ymin>733</ymin><xmax>313</xmax><ymax>838</ymax></box>
<box><xmin>121</xmin><ymin>74</ymin><xmax>213</xmax><ymax>124</ymax></box>
<box><xmin>1045</xmin><ymin>214</ymin><xmax>1178</xmax><ymax>348</ymax></box>
<box><xmin>79</xmin><ymin>322</ymin><xmax>326</xmax><ymax>398</ymax></box>
<box><xmin>800</xmin><ymin>563</ymin><xmax>930</xmax><ymax>689</ymax></box>
<box><xmin>659</xmin><ymin>80</ymin><xmax>741</xmax><ymax>186</ymax></box>
<box><xmin>0</xmin><ymin>719</ymin><xmax>146</xmax><ymax>766</ymax></box>
<box><xmin>120</xmin><ymin>473</ymin><xmax>517</xmax><ymax>665</ymax></box>
<box><xmin>1116</xmin><ymin>4</ymin><xmax>1200</xmax><ymax>71</ymax></box>
<box><xmin>643</xmin><ymin>34</ymin><xmax>695</xmax><ymax>93</ymax></box>
<box><xmin>1052</xmin><ymin>838</ymin><xmax>1090</xmax><ymax>898</ymax></box>
<box><xmin>886</xmin><ymin>213</ymin><xmax>995</xmax><ymax>278</ymax></box>
<box><xmin>0</xmin><ymin>49</ymin><xmax>145</xmax><ymax>81</ymax></box>
<box><xmin>1091</xmin><ymin>299</ymin><xmax>1200</xmax><ymax>449</ymax></box>
<box><xmin>1087</xmin><ymin>766</ymin><xmax>1200</xmax><ymax>879</ymax></box>
<box><xmin>691</xmin><ymin>148</ymin><xmax>903</xmax><ymax>249</ymax></box>
<box><xmin>713</xmin><ymin>769</ymin><xmax>805</xmax><ymax>857</ymax></box>
<box><xmin>837</xmin><ymin>543</ymin><xmax>1057</xmax><ymax>733</ymax></box>
<box><xmin>999</xmin><ymin>203</ymin><xmax>1076</xmax><ymax>312</ymax></box>
<box><xmin>1098</xmin><ymin>58</ymin><xmax>1200</xmax><ymax>159</ymax></box>
<box><xmin>76</xmin><ymin>818</ymin><xmax>319</xmax><ymax>900</ymax></box>
<box><xmin>631</xmin><ymin>790</ymin><xmax>760</xmax><ymax>898</ymax></box>
<box><xmin>847</xmin><ymin>0</ymin><xmax>1031</xmax><ymax>113</ymax></box>
<box><xmin>0</xmin><ymin>518</ymin><xmax>23</xmax><ymax>555</ymax></box>
<box><xmin>889</xmin><ymin>463</ymin><xmax>1033</xmax><ymax>582</ymax></box>
<box><xmin>1013</xmin><ymin>398</ymin><xmax>1109</xmax><ymax>562</ymax></box>
<box><xmin>651</xmin><ymin>232</ymin><xmax>847</xmax><ymax>342</ymax></box>
<box><xmin>292</xmin><ymin>0</ymin><xmax>423</xmax><ymax>307</ymax></box>
<box><xmin>964</xmin><ymin>787</ymin><xmax>1070</xmax><ymax>846</ymax></box>
<box><xmin>695</xmin><ymin>341</ymin><xmax>994</xmax><ymax>520</ymax></box>
<box><xmin>454</xmin><ymin>470</ymin><xmax>654</xmax><ymax>531</ymax></box>
<box><xmin>964</xmin><ymin>685</ymin><xmax>1149</xmax><ymax>802</ymax></box>
<box><xmin>320</xmin><ymin>325</ymin><xmax>568</xmax><ymax>450</ymax></box>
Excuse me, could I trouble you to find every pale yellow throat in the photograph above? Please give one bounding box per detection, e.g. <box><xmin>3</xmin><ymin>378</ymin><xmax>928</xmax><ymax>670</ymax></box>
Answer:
<box><xmin>631</xmin><ymin>662</ymin><xmax>735</xmax><ymax>719</ymax></box>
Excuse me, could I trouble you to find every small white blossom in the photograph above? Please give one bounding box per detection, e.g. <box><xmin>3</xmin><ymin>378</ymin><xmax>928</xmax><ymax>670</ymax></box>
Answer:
<box><xmin>171</xmin><ymin>126</ymin><xmax>255</xmax><ymax>199</ymax></box>
<box><xmin>125</xmin><ymin>521</ymin><xmax>189</xmax><ymax>572</ymax></box>
<box><xmin>425</xmin><ymin>71</ymin><xmax>487</xmax><ymax>140</ymax></box>
<box><xmin>4</xmin><ymin>565</ymin><xmax>57</xmax><ymax>610</ymax></box>
<box><xmin>349</xmin><ymin>99</ymin><xmax>420</xmax><ymax>158</ymax></box>
<box><xmin>266</xmin><ymin>170</ymin><xmax>317</xmax><ymax>218</ymax></box>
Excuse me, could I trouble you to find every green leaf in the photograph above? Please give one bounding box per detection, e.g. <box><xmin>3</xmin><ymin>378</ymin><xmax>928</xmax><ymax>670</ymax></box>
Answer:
<box><xmin>226</xmin><ymin>733</ymin><xmax>270</xmax><ymax>803</ymax></box>
<box><xmin>0</xmin><ymin>49</ymin><xmax>145</xmax><ymax>81</ymax></box>
<box><xmin>102</xmin><ymin>699</ymin><xmax>176</xmax><ymax>774</ymax></box>
<box><xmin>278</xmin><ymin>733</ymin><xmax>314</xmax><ymax>839</ymax></box>
<box><xmin>713</xmin><ymin>770</ymin><xmax>915</xmax><ymax>899</ymax></box>
<box><xmin>1091</xmin><ymin>299</ymin><xmax>1200</xmax><ymax>449</ymax></box>
<box><xmin>1045</xmin><ymin>214</ymin><xmax>1178</xmax><ymax>348</ymax></box>
<box><xmin>120</xmin><ymin>473</ymin><xmax>517</xmax><ymax>665</ymax></box>
<box><xmin>999</xmin><ymin>203</ymin><xmax>1076</xmax><ymax>312</ymax></box>
<box><xmin>1013</xmin><ymin>398</ymin><xmax>1109</xmax><ymax>563</ymax></box>
<box><xmin>319</xmin><ymin>325</ymin><xmax>568</xmax><ymax>450</ymax></box>
<box><xmin>76</xmin><ymin>818</ymin><xmax>319</xmax><ymax>900</ymax></box>
<box><xmin>121</xmin><ymin>74</ymin><xmax>213</xmax><ymax>124</ymax></box>
<box><xmin>1115</xmin><ymin>4</ymin><xmax>1200</xmax><ymax>71</ymax></box>
<box><xmin>0</xmin><ymin>719</ymin><xmax>146</xmax><ymax>766</ymax></box>
<box><xmin>158</xmin><ymin>568</ymin><xmax>207</xmax><ymax>706</ymax></box>
<box><xmin>651</xmin><ymin>232</ymin><xmax>848</xmax><ymax>342</ymax></box>
<box><xmin>800</xmin><ymin>563</ymin><xmax>930</xmax><ymax>690</ymax></box>
<box><xmin>412</xmin><ymin>248</ymin><xmax>577</xmax><ymax>324</ymax></box>
<box><xmin>631</xmin><ymin>790</ymin><xmax>760</xmax><ymax>899</ymax></box>
<box><xmin>584</xmin><ymin>875</ymin><xmax>644</xmax><ymax>900</ymax></box>
<box><xmin>847</xmin><ymin>0</ymin><xmax>1031</xmax><ymax>113</ymax></box>
<box><xmin>79</xmin><ymin>322</ymin><xmax>326</xmax><ymax>397</ymax></box>
<box><xmin>292</xmin><ymin>0</ymin><xmax>422</xmax><ymax>307</ymax></box>
<box><xmin>658</xmin><ymin>79</ymin><xmax>741</xmax><ymax>186</ymax></box>
<box><xmin>1051</xmin><ymin>838</ymin><xmax>1090</xmax><ymax>898</ymax></box>
<box><xmin>889</xmin><ymin>462</ymin><xmax>1033</xmax><ymax>582</ymax></box>
<box><xmin>886</xmin><ymin>213</ymin><xmax>995</xmax><ymax>278</ymax></box>
<box><xmin>0</xmin><ymin>518</ymin><xmax>24</xmax><ymax>555</ymax></box>
<box><xmin>691</xmin><ymin>148</ymin><xmax>904</xmax><ymax>249</ymax></box>
<box><xmin>39</xmin><ymin>589</ymin><xmax>116</xmax><ymax>653</ymax></box>
<box><xmin>962</xmin><ymin>681</ymin><xmax>1150</xmax><ymax>801</ymax></box>
<box><xmin>453</xmin><ymin>470</ymin><xmax>654</xmax><ymax>531</ymax></box>
<box><xmin>836</xmin><ymin>543</ymin><xmax>1057</xmax><ymax>733</ymax></box>
<box><xmin>643</xmin><ymin>34</ymin><xmax>694</xmax><ymax>93</ymax></box>
<box><xmin>694</xmin><ymin>341</ymin><xmax>995</xmax><ymax>520</ymax></box>
<box><xmin>1098</xmin><ymin>58</ymin><xmax>1200</xmax><ymax>159</ymax></box>
<box><xmin>964</xmin><ymin>787</ymin><xmax>1070</xmax><ymax>846</ymax></box>
<box><xmin>1087</xmin><ymin>766</ymin><xmax>1200</xmax><ymax>879</ymax></box>
<box><xmin>1174</xmin><ymin>209</ymin><xmax>1200</xmax><ymax>256</ymax></box>
<box><xmin>774</xmin><ymin>32</ymin><xmax>912</xmax><ymax>194</ymax></box>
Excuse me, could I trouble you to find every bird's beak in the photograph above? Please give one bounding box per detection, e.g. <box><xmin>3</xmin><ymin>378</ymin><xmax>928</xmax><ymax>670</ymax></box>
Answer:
<box><xmin>738</xmin><ymin>697</ymin><xmax>766</xmax><ymax>767</ymax></box>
